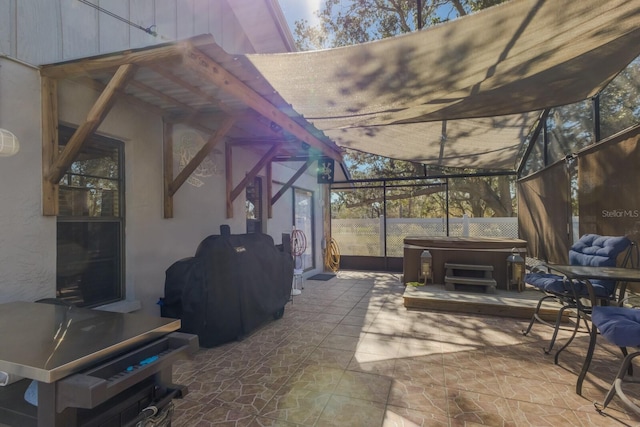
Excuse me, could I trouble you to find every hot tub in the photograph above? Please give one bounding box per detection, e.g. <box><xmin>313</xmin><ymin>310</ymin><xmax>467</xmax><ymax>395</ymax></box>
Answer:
<box><xmin>403</xmin><ymin>236</ymin><xmax>527</xmax><ymax>290</ymax></box>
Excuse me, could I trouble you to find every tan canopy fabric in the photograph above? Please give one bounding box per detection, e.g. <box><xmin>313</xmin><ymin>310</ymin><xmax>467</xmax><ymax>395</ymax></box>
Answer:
<box><xmin>243</xmin><ymin>0</ymin><xmax>640</xmax><ymax>171</ymax></box>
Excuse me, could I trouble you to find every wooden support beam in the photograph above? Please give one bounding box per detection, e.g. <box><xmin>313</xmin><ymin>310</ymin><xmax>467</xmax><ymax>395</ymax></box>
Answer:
<box><xmin>40</xmin><ymin>44</ymin><xmax>181</xmax><ymax>79</ymax></box>
<box><xmin>231</xmin><ymin>139</ymin><xmax>284</xmax><ymax>148</ymax></box>
<box><xmin>168</xmin><ymin>116</ymin><xmax>231</xmax><ymax>138</ymax></box>
<box><xmin>273</xmin><ymin>155</ymin><xmax>315</xmax><ymax>162</ymax></box>
<box><xmin>76</xmin><ymin>76</ymin><xmax>241</xmax><ymax>142</ymax></box>
<box><xmin>147</xmin><ymin>64</ymin><xmax>233</xmax><ymax>113</ymax></box>
<box><xmin>75</xmin><ymin>76</ymin><xmax>166</xmax><ymax>116</ymax></box>
<box><xmin>322</xmin><ymin>184</ymin><xmax>332</xmax><ymax>272</ymax></box>
<box><xmin>129</xmin><ymin>79</ymin><xmax>196</xmax><ymax>113</ymax></box>
<box><xmin>266</xmin><ymin>162</ymin><xmax>273</xmax><ymax>218</ymax></box>
<box><xmin>230</xmin><ymin>137</ymin><xmax>300</xmax><ymax>158</ymax></box>
<box><xmin>41</xmin><ymin>76</ymin><xmax>59</xmax><ymax>216</ymax></box>
<box><xmin>163</xmin><ymin>121</ymin><xmax>174</xmax><ymax>218</ymax></box>
<box><xmin>46</xmin><ymin>64</ymin><xmax>137</xmax><ymax>184</ymax></box>
<box><xmin>169</xmin><ymin>115</ymin><xmax>236</xmax><ymax>196</ymax></box>
<box><xmin>230</xmin><ymin>143</ymin><xmax>282</xmax><ymax>204</ymax></box>
<box><xmin>182</xmin><ymin>44</ymin><xmax>343</xmax><ymax>162</ymax></box>
<box><xmin>238</xmin><ymin>108</ymin><xmax>288</xmax><ymax>138</ymax></box>
<box><xmin>75</xmin><ymin>76</ymin><xmax>237</xmax><ymax>141</ymax></box>
<box><xmin>218</xmin><ymin>135</ymin><xmax>307</xmax><ymax>161</ymax></box>
<box><xmin>226</xmin><ymin>141</ymin><xmax>233</xmax><ymax>218</ymax></box>
<box><xmin>271</xmin><ymin>158</ymin><xmax>314</xmax><ymax>206</ymax></box>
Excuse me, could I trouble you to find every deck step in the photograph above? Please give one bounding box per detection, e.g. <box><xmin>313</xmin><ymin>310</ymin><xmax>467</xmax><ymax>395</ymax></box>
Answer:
<box><xmin>444</xmin><ymin>276</ymin><xmax>497</xmax><ymax>293</ymax></box>
<box><xmin>444</xmin><ymin>263</ymin><xmax>493</xmax><ymax>271</ymax></box>
<box><xmin>444</xmin><ymin>262</ymin><xmax>497</xmax><ymax>293</ymax></box>
<box><xmin>403</xmin><ymin>285</ymin><xmax>569</xmax><ymax>321</ymax></box>
<box><xmin>444</xmin><ymin>276</ymin><xmax>497</xmax><ymax>286</ymax></box>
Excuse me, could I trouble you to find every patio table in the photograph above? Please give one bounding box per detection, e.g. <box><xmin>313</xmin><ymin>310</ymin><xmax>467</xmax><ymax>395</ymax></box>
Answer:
<box><xmin>544</xmin><ymin>264</ymin><xmax>640</xmax><ymax>395</ymax></box>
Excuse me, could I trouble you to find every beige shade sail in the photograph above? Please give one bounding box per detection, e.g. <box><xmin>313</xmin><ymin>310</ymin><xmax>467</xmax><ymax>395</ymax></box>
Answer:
<box><xmin>243</xmin><ymin>0</ymin><xmax>640</xmax><ymax>171</ymax></box>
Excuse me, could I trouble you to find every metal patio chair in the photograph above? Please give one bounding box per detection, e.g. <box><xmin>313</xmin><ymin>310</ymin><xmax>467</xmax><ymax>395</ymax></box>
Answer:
<box><xmin>592</xmin><ymin>305</ymin><xmax>640</xmax><ymax>415</ymax></box>
<box><xmin>522</xmin><ymin>234</ymin><xmax>635</xmax><ymax>360</ymax></box>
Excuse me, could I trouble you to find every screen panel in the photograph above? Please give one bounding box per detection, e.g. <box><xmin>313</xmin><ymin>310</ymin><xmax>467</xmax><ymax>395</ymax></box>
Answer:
<box><xmin>518</xmin><ymin>161</ymin><xmax>572</xmax><ymax>263</ymax></box>
<box><xmin>578</xmin><ymin>126</ymin><xmax>640</xmax><ymax>243</ymax></box>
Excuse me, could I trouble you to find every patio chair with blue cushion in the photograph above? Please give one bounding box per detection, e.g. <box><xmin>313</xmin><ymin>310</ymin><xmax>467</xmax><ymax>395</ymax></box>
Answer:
<box><xmin>522</xmin><ymin>234</ymin><xmax>633</xmax><ymax>360</ymax></box>
<box><xmin>592</xmin><ymin>305</ymin><xmax>640</xmax><ymax>415</ymax></box>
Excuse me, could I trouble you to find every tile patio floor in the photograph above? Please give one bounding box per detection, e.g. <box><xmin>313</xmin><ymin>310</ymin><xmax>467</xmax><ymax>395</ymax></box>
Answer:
<box><xmin>170</xmin><ymin>271</ymin><xmax>640</xmax><ymax>426</ymax></box>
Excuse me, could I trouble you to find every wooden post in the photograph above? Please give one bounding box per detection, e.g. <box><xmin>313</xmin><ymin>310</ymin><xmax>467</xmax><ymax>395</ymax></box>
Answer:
<box><xmin>225</xmin><ymin>141</ymin><xmax>233</xmax><ymax>218</ymax></box>
<box><xmin>46</xmin><ymin>63</ymin><xmax>137</xmax><ymax>184</ymax></box>
<box><xmin>323</xmin><ymin>184</ymin><xmax>332</xmax><ymax>271</ymax></box>
<box><xmin>163</xmin><ymin>121</ymin><xmax>174</xmax><ymax>218</ymax></box>
<box><xmin>168</xmin><ymin>116</ymin><xmax>235</xmax><ymax>196</ymax></box>
<box><xmin>41</xmin><ymin>76</ymin><xmax>59</xmax><ymax>216</ymax></box>
<box><xmin>266</xmin><ymin>161</ymin><xmax>273</xmax><ymax>219</ymax></box>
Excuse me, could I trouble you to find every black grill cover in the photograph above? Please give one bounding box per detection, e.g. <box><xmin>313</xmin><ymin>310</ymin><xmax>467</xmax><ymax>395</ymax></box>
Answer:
<box><xmin>162</xmin><ymin>232</ymin><xmax>293</xmax><ymax>347</ymax></box>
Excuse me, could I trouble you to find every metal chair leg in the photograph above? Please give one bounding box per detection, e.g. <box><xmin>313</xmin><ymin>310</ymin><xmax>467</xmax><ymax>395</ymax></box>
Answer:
<box><xmin>553</xmin><ymin>308</ymin><xmax>584</xmax><ymax>364</ymax></box>
<box><xmin>577</xmin><ymin>318</ymin><xmax>600</xmax><ymax>395</ymax></box>
<box><xmin>522</xmin><ymin>294</ymin><xmax>557</xmax><ymax>337</ymax></box>
<box><xmin>522</xmin><ymin>294</ymin><xmax>585</xmax><ymax>357</ymax></box>
<box><xmin>545</xmin><ymin>304</ymin><xmax>575</xmax><ymax>355</ymax></box>
<box><xmin>620</xmin><ymin>347</ymin><xmax>633</xmax><ymax>376</ymax></box>
<box><xmin>595</xmin><ymin>350</ymin><xmax>640</xmax><ymax>414</ymax></box>
<box><xmin>522</xmin><ymin>295</ymin><xmax>551</xmax><ymax>336</ymax></box>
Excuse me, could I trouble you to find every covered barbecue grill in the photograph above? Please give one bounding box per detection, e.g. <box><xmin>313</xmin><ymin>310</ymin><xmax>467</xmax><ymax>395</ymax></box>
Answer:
<box><xmin>162</xmin><ymin>227</ymin><xmax>294</xmax><ymax>347</ymax></box>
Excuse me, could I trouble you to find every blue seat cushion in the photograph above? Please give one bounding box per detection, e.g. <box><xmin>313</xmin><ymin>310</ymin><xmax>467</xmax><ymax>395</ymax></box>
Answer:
<box><xmin>525</xmin><ymin>273</ymin><xmax>567</xmax><ymax>291</ymax></box>
<box><xmin>569</xmin><ymin>234</ymin><xmax>631</xmax><ymax>269</ymax></box>
<box><xmin>525</xmin><ymin>272</ymin><xmax>613</xmax><ymax>298</ymax></box>
<box><xmin>592</xmin><ymin>306</ymin><xmax>640</xmax><ymax>348</ymax></box>
<box><xmin>525</xmin><ymin>234</ymin><xmax>631</xmax><ymax>298</ymax></box>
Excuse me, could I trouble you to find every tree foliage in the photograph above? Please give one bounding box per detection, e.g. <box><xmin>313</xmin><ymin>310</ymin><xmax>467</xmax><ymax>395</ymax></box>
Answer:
<box><xmin>294</xmin><ymin>0</ymin><xmax>518</xmax><ymax>220</ymax></box>
<box><xmin>294</xmin><ymin>0</ymin><xmax>507</xmax><ymax>50</ymax></box>
<box><xmin>520</xmin><ymin>57</ymin><xmax>640</xmax><ymax>176</ymax></box>
<box><xmin>519</xmin><ymin>57</ymin><xmax>640</xmax><ymax>214</ymax></box>
<box><xmin>600</xmin><ymin>57</ymin><xmax>640</xmax><ymax>139</ymax></box>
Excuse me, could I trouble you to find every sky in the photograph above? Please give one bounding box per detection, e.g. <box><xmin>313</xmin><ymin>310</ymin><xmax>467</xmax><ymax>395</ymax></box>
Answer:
<box><xmin>278</xmin><ymin>0</ymin><xmax>323</xmax><ymax>30</ymax></box>
<box><xmin>277</xmin><ymin>1</ymin><xmax>456</xmax><ymax>35</ymax></box>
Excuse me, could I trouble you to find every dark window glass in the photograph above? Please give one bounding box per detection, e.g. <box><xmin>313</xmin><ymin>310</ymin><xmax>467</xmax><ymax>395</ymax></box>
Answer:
<box><xmin>57</xmin><ymin>221</ymin><xmax>122</xmax><ymax>306</ymax></box>
<box><xmin>246</xmin><ymin>177</ymin><xmax>262</xmax><ymax>233</ymax></box>
<box><xmin>56</xmin><ymin>127</ymin><xmax>124</xmax><ymax>307</ymax></box>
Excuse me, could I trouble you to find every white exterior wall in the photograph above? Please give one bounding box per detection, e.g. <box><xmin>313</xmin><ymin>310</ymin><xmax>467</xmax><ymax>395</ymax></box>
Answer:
<box><xmin>269</xmin><ymin>162</ymin><xmax>326</xmax><ymax>273</ymax></box>
<box><xmin>0</xmin><ymin>0</ymin><xmax>292</xmax><ymax>66</ymax></box>
<box><xmin>0</xmin><ymin>1</ymin><xmax>329</xmax><ymax>316</ymax></box>
<box><xmin>0</xmin><ymin>58</ymin><xmax>56</xmax><ymax>303</ymax></box>
<box><xmin>0</xmin><ymin>60</ymin><xmax>327</xmax><ymax>315</ymax></box>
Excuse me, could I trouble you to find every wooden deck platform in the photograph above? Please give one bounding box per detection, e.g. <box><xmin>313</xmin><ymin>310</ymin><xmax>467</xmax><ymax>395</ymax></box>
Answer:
<box><xmin>403</xmin><ymin>284</ymin><xmax>566</xmax><ymax>321</ymax></box>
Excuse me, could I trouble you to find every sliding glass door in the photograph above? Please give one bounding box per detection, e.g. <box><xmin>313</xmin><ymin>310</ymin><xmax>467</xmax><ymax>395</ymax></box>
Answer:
<box><xmin>293</xmin><ymin>188</ymin><xmax>314</xmax><ymax>271</ymax></box>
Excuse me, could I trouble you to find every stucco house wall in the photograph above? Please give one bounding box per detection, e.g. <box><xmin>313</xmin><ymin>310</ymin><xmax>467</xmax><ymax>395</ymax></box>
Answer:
<box><xmin>0</xmin><ymin>58</ymin><xmax>56</xmax><ymax>303</ymax></box>
<box><xmin>0</xmin><ymin>1</ymin><xmax>330</xmax><ymax>316</ymax></box>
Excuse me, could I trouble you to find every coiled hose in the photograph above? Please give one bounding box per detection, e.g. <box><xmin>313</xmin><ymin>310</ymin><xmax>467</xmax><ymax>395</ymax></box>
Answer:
<box><xmin>324</xmin><ymin>238</ymin><xmax>340</xmax><ymax>273</ymax></box>
<box><xmin>291</xmin><ymin>228</ymin><xmax>307</xmax><ymax>270</ymax></box>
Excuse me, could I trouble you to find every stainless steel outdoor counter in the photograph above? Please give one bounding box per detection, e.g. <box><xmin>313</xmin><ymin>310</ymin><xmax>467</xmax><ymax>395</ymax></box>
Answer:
<box><xmin>0</xmin><ymin>301</ymin><xmax>180</xmax><ymax>383</ymax></box>
<box><xmin>0</xmin><ymin>301</ymin><xmax>197</xmax><ymax>427</ymax></box>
